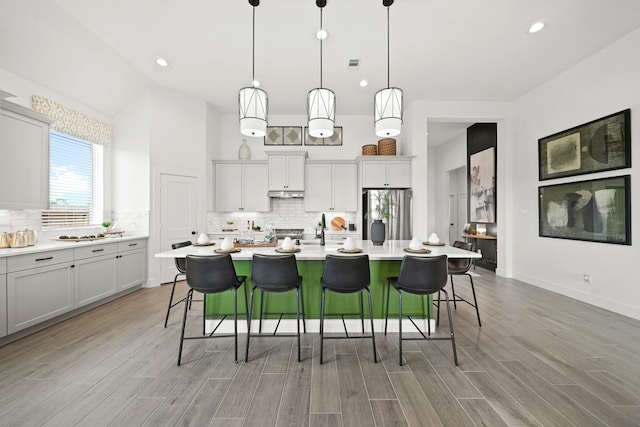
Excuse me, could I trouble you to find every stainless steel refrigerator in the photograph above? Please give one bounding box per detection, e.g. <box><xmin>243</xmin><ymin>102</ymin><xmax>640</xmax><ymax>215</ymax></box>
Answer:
<box><xmin>362</xmin><ymin>189</ymin><xmax>413</xmax><ymax>240</ymax></box>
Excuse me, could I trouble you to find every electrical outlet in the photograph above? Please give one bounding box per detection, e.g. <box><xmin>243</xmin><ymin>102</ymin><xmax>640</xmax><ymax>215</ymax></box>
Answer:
<box><xmin>583</xmin><ymin>274</ymin><xmax>592</xmax><ymax>284</ymax></box>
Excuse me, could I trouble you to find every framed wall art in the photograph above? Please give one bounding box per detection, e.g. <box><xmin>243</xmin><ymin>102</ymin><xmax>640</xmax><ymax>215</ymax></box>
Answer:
<box><xmin>538</xmin><ymin>109</ymin><xmax>630</xmax><ymax>180</ymax></box>
<box><xmin>469</xmin><ymin>146</ymin><xmax>496</xmax><ymax>223</ymax></box>
<box><xmin>538</xmin><ymin>174</ymin><xmax>631</xmax><ymax>245</ymax></box>
<box><xmin>304</xmin><ymin>126</ymin><xmax>342</xmax><ymax>146</ymax></box>
<box><xmin>264</xmin><ymin>126</ymin><xmax>302</xmax><ymax>146</ymax></box>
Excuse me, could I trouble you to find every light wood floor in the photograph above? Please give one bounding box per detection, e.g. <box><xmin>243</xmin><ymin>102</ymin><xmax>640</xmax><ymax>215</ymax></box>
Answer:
<box><xmin>1</xmin><ymin>270</ymin><xmax>640</xmax><ymax>426</ymax></box>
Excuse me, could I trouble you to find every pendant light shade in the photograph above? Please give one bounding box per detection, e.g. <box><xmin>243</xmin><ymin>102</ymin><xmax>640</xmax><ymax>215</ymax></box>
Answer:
<box><xmin>239</xmin><ymin>0</ymin><xmax>268</xmax><ymax>137</ymax></box>
<box><xmin>308</xmin><ymin>0</ymin><xmax>334</xmax><ymax>138</ymax></box>
<box><xmin>239</xmin><ymin>86</ymin><xmax>268</xmax><ymax>137</ymax></box>
<box><xmin>374</xmin><ymin>0</ymin><xmax>403</xmax><ymax>137</ymax></box>
<box><xmin>374</xmin><ymin>87</ymin><xmax>403</xmax><ymax>137</ymax></box>
<box><xmin>308</xmin><ymin>87</ymin><xmax>335</xmax><ymax>138</ymax></box>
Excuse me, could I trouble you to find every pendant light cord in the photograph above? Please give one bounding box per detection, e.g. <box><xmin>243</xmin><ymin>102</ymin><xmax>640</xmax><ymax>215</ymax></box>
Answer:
<box><xmin>252</xmin><ymin>6</ymin><xmax>256</xmax><ymax>85</ymax></box>
<box><xmin>320</xmin><ymin>7</ymin><xmax>324</xmax><ymax>89</ymax></box>
<box><xmin>386</xmin><ymin>6</ymin><xmax>390</xmax><ymax>89</ymax></box>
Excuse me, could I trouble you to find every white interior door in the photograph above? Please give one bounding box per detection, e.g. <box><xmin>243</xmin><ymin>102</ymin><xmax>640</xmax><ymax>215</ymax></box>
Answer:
<box><xmin>448</xmin><ymin>194</ymin><xmax>457</xmax><ymax>244</ymax></box>
<box><xmin>457</xmin><ymin>191</ymin><xmax>467</xmax><ymax>240</ymax></box>
<box><xmin>160</xmin><ymin>173</ymin><xmax>198</xmax><ymax>283</ymax></box>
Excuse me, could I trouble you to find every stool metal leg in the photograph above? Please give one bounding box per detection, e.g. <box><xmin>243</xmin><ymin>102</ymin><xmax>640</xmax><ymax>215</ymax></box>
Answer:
<box><xmin>450</xmin><ymin>275</ymin><xmax>457</xmax><ymax>309</ymax></box>
<box><xmin>442</xmin><ymin>289</ymin><xmax>458</xmax><ymax>366</ymax></box>
<box><xmin>233</xmin><ymin>288</ymin><xmax>238</xmax><ymax>363</ymax></box>
<box><xmin>177</xmin><ymin>289</ymin><xmax>193</xmax><ymax>366</ymax></box>
<box><xmin>384</xmin><ymin>279</ymin><xmax>392</xmax><ymax>335</ymax></box>
<box><xmin>245</xmin><ymin>286</ymin><xmax>255</xmax><ymax>362</ymax></box>
<box><xmin>320</xmin><ymin>287</ymin><xmax>326</xmax><ymax>364</ymax></box>
<box><xmin>164</xmin><ymin>273</ymin><xmax>182</xmax><ymax>327</ymax></box>
<box><xmin>436</xmin><ymin>290</ymin><xmax>442</xmax><ymax>326</ymax></box>
<box><xmin>296</xmin><ymin>288</ymin><xmax>301</xmax><ymax>362</ymax></box>
<box><xmin>300</xmin><ymin>282</ymin><xmax>306</xmax><ymax>333</ymax></box>
<box><xmin>259</xmin><ymin>290</ymin><xmax>265</xmax><ymax>334</ymax></box>
<box><xmin>468</xmin><ymin>274</ymin><xmax>482</xmax><ymax>327</ymax></box>
<box><xmin>367</xmin><ymin>288</ymin><xmax>378</xmax><ymax>363</ymax></box>
<box><xmin>360</xmin><ymin>291</ymin><xmax>365</xmax><ymax>333</ymax></box>
<box><xmin>398</xmin><ymin>290</ymin><xmax>403</xmax><ymax>366</ymax></box>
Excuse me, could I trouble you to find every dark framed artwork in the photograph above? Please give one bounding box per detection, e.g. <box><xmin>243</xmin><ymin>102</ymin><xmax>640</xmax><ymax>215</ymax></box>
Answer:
<box><xmin>538</xmin><ymin>109</ymin><xmax>630</xmax><ymax>180</ymax></box>
<box><xmin>264</xmin><ymin>126</ymin><xmax>302</xmax><ymax>146</ymax></box>
<box><xmin>469</xmin><ymin>147</ymin><xmax>496</xmax><ymax>223</ymax></box>
<box><xmin>304</xmin><ymin>126</ymin><xmax>343</xmax><ymax>146</ymax></box>
<box><xmin>538</xmin><ymin>174</ymin><xmax>631</xmax><ymax>245</ymax></box>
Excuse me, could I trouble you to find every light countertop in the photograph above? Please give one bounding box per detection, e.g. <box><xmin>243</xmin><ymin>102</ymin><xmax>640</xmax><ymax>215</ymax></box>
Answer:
<box><xmin>0</xmin><ymin>234</ymin><xmax>149</xmax><ymax>257</ymax></box>
<box><xmin>155</xmin><ymin>240</ymin><xmax>480</xmax><ymax>261</ymax></box>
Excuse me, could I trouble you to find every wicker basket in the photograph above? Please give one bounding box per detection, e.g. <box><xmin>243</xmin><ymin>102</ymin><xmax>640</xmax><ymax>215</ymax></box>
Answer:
<box><xmin>378</xmin><ymin>138</ymin><xmax>396</xmax><ymax>156</ymax></box>
<box><xmin>362</xmin><ymin>144</ymin><xmax>378</xmax><ymax>156</ymax></box>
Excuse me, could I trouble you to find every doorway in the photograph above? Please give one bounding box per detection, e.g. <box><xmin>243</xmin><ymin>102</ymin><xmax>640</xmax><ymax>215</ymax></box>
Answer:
<box><xmin>159</xmin><ymin>173</ymin><xmax>198</xmax><ymax>283</ymax></box>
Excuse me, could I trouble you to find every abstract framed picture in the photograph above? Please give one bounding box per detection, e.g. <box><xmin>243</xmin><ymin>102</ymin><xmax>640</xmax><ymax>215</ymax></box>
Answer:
<box><xmin>538</xmin><ymin>175</ymin><xmax>631</xmax><ymax>245</ymax></box>
<box><xmin>538</xmin><ymin>109</ymin><xmax>631</xmax><ymax>180</ymax></box>
<box><xmin>304</xmin><ymin>126</ymin><xmax>342</xmax><ymax>146</ymax></box>
<box><xmin>469</xmin><ymin>147</ymin><xmax>496</xmax><ymax>223</ymax></box>
<box><xmin>264</xmin><ymin>126</ymin><xmax>302</xmax><ymax>146</ymax></box>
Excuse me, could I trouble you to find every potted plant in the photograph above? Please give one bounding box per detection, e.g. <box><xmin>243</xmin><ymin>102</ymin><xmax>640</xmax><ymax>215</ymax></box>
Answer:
<box><xmin>101</xmin><ymin>221</ymin><xmax>111</xmax><ymax>231</ymax></box>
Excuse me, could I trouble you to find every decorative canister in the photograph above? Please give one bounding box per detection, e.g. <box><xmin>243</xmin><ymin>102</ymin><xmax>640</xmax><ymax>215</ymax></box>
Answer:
<box><xmin>371</xmin><ymin>220</ymin><xmax>386</xmax><ymax>246</ymax></box>
<box><xmin>362</xmin><ymin>144</ymin><xmax>378</xmax><ymax>155</ymax></box>
<box><xmin>238</xmin><ymin>139</ymin><xmax>251</xmax><ymax>160</ymax></box>
<box><xmin>378</xmin><ymin>138</ymin><xmax>396</xmax><ymax>156</ymax></box>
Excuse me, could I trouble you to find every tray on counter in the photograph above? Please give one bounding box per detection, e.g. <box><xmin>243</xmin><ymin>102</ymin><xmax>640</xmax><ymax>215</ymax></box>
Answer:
<box><xmin>51</xmin><ymin>236</ymin><xmax>108</xmax><ymax>242</ymax></box>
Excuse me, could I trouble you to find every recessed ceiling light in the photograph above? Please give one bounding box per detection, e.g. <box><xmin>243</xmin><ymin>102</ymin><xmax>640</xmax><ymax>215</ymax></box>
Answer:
<box><xmin>359</xmin><ymin>80</ymin><xmax>368</xmax><ymax>87</ymax></box>
<box><xmin>528</xmin><ymin>22</ymin><xmax>545</xmax><ymax>33</ymax></box>
<box><xmin>316</xmin><ymin>29</ymin><xmax>328</xmax><ymax>40</ymax></box>
<box><xmin>156</xmin><ymin>57</ymin><xmax>169</xmax><ymax>67</ymax></box>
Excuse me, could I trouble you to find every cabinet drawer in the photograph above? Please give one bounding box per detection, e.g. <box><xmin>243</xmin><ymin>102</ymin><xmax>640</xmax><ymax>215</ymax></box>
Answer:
<box><xmin>118</xmin><ymin>239</ymin><xmax>147</xmax><ymax>252</ymax></box>
<box><xmin>7</xmin><ymin>249</ymin><xmax>74</xmax><ymax>272</ymax></box>
<box><xmin>74</xmin><ymin>242</ymin><xmax>118</xmax><ymax>260</ymax></box>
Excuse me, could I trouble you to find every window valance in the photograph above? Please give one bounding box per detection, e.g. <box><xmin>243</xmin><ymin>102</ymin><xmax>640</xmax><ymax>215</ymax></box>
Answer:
<box><xmin>32</xmin><ymin>95</ymin><xmax>112</xmax><ymax>146</ymax></box>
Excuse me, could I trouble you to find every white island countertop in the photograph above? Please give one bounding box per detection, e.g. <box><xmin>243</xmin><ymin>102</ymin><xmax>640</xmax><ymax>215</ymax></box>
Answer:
<box><xmin>155</xmin><ymin>240</ymin><xmax>480</xmax><ymax>261</ymax></box>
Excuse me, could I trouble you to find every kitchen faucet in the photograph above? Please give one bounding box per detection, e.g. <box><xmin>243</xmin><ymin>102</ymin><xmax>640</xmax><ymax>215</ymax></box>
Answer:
<box><xmin>320</xmin><ymin>213</ymin><xmax>326</xmax><ymax>246</ymax></box>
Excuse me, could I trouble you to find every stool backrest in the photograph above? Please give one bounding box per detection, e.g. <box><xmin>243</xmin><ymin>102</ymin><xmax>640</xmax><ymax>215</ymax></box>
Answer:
<box><xmin>186</xmin><ymin>254</ymin><xmax>239</xmax><ymax>293</ymax></box>
<box><xmin>251</xmin><ymin>253</ymin><xmax>300</xmax><ymax>290</ymax></box>
<box><xmin>397</xmin><ymin>255</ymin><xmax>448</xmax><ymax>294</ymax></box>
<box><xmin>171</xmin><ymin>240</ymin><xmax>192</xmax><ymax>273</ymax></box>
<box><xmin>449</xmin><ymin>240</ymin><xmax>473</xmax><ymax>273</ymax></box>
<box><xmin>322</xmin><ymin>254</ymin><xmax>370</xmax><ymax>292</ymax></box>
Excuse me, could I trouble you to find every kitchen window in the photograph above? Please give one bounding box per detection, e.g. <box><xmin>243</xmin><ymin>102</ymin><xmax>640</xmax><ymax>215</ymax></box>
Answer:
<box><xmin>41</xmin><ymin>131</ymin><xmax>104</xmax><ymax>228</ymax></box>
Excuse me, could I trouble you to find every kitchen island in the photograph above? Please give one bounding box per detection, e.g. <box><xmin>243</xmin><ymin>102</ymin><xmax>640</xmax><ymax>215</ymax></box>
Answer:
<box><xmin>156</xmin><ymin>240</ymin><xmax>480</xmax><ymax>330</ymax></box>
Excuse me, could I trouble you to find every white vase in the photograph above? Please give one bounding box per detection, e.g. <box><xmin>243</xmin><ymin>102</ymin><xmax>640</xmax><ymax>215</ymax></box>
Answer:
<box><xmin>238</xmin><ymin>139</ymin><xmax>251</xmax><ymax>160</ymax></box>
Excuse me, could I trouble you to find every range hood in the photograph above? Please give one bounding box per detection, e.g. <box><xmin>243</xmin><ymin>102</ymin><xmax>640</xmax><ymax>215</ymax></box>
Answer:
<box><xmin>268</xmin><ymin>190</ymin><xmax>304</xmax><ymax>198</ymax></box>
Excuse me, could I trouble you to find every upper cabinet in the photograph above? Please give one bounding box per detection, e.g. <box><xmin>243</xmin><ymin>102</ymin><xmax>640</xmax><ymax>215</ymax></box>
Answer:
<box><xmin>361</xmin><ymin>157</ymin><xmax>412</xmax><ymax>188</ymax></box>
<box><xmin>305</xmin><ymin>162</ymin><xmax>358</xmax><ymax>212</ymax></box>
<box><xmin>267</xmin><ymin>152</ymin><xmax>307</xmax><ymax>191</ymax></box>
<box><xmin>214</xmin><ymin>161</ymin><xmax>269</xmax><ymax>212</ymax></box>
<box><xmin>0</xmin><ymin>101</ymin><xmax>54</xmax><ymax>209</ymax></box>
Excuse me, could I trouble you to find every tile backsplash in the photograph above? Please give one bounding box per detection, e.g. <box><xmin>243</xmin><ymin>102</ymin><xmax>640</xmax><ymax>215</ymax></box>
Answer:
<box><xmin>0</xmin><ymin>209</ymin><xmax>149</xmax><ymax>239</ymax></box>
<box><xmin>207</xmin><ymin>198</ymin><xmax>357</xmax><ymax>234</ymax></box>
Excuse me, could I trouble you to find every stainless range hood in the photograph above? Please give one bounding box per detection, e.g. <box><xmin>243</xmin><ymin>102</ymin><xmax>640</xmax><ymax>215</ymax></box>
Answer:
<box><xmin>268</xmin><ymin>190</ymin><xmax>304</xmax><ymax>198</ymax></box>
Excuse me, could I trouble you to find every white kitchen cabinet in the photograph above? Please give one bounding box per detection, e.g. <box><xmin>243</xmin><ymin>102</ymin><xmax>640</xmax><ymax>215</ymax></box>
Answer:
<box><xmin>0</xmin><ymin>101</ymin><xmax>54</xmax><ymax>209</ymax></box>
<box><xmin>305</xmin><ymin>162</ymin><xmax>357</xmax><ymax>212</ymax></box>
<box><xmin>361</xmin><ymin>157</ymin><xmax>412</xmax><ymax>188</ymax></box>
<box><xmin>7</xmin><ymin>250</ymin><xmax>74</xmax><ymax>334</ymax></box>
<box><xmin>268</xmin><ymin>153</ymin><xmax>306</xmax><ymax>191</ymax></box>
<box><xmin>117</xmin><ymin>239</ymin><xmax>147</xmax><ymax>290</ymax></box>
<box><xmin>73</xmin><ymin>243</ymin><xmax>118</xmax><ymax>307</ymax></box>
<box><xmin>215</xmin><ymin>162</ymin><xmax>269</xmax><ymax>212</ymax></box>
<box><xmin>1</xmin><ymin>257</ymin><xmax>6</xmax><ymax>338</ymax></box>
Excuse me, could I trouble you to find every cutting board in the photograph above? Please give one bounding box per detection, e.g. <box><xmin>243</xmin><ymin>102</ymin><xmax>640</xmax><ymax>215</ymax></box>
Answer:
<box><xmin>331</xmin><ymin>216</ymin><xmax>347</xmax><ymax>231</ymax></box>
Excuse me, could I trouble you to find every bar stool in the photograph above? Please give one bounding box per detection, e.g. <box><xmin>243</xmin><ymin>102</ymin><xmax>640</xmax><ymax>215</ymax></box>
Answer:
<box><xmin>177</xmin><ymin>254</ymin><xmax>247</xmax><ymax>366</ymax></box>
<box><xmin>320</xmin><ymin>254</ymin><xmax>377</xmax><ymax>364</ymax></box>
<box><xmin>246</xmin><ymin>253</ymin><xmax>305</xmax><ymax>362</ymax></box>
<box><xmin>438</xmin><ymin>240</ymin><xmax>481</xmax><ymax>327</ymax></box>
<box><xmin>164</xmin><ymin>241</ymin><xmax>192</xmax><ymax>327</ymax></box>
<box><xmin>385</xmin><ymin>255</ymin><xmax>458</xmax><ymax>366</ymax></box>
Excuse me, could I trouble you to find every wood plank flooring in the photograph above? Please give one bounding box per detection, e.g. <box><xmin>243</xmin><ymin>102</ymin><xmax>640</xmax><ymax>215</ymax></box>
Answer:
<box><xmin>1</xmin><ymin>270</ymin><xmax>640</xmax><ymax>426</ymax></box>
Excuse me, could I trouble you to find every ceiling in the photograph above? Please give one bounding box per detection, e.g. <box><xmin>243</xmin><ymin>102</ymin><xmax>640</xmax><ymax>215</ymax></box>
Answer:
<box><xmin>2</xmin><ymin>0</ymin><xmax>640</xmax><ymax>130</ymax></box>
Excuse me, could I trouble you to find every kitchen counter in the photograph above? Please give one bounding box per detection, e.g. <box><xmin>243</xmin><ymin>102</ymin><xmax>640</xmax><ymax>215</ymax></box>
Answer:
<box><xmin>0</xmin><ymin>234</ymin><xmax>149</xmax><ymax>257</ymax></box>
<box><xmin>156</xmin><ymin>239</ymin><xmax>480</xmax><ymax>261</ymax></box>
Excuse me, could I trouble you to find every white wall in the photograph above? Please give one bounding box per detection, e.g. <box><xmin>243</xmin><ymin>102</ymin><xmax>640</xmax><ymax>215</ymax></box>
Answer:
<box><xmin>216</xmin><ymin>114</ymin><xmax>404</xmax><ymax>160</ymax></box>
<box><xmin>510</xmin><ymin>27</ymin><xmax>640</xmax><ymax>319</ymax></box>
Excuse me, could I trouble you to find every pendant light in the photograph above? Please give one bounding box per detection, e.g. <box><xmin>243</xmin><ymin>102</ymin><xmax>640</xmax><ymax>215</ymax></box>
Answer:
<box><xmin>239</xmin><ymin>0</ymin><xmax>268</xmax><ymax>137</ymax></box>
<box><xmin>374</xmin><ymin>0</ymin><xmax>403</xmax><ymax>137</ymax></box>
<box><xmin>307</xmin><ymin>0</ymin><xmax>335</xmax><ymax>138</ymax></box>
